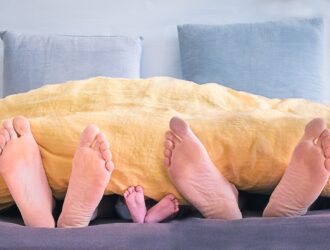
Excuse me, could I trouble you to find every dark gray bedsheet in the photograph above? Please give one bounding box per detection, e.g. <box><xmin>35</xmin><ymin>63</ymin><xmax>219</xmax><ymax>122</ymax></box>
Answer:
<box><xmin>0</xmin><ymin>210</ymin><xmax>330</xmax><ymax>250</ymax></box>
<box><xmin>1</xmin><ymin>193</ymin><xmax>330</xmax><ymax>250</ymax></box>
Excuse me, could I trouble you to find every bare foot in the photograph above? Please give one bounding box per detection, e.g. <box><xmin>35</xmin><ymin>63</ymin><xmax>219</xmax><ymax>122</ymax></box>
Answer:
<box><xmin>0</xmin><ymin>116</ymin><xmax>54</xmax><ymax>227</ymax></box>
<box><xmin>57</xmin><ymin>125</ymin><xmax>114</xmax><ymax>228</ymax></box>
<box><xmin>144</xmin><ymin>194</ymin><xmax>179</xmax><ymax>223</ymax></box>
<box><xmin>124</xmin><ymin>185</ymin><xmax>147</xmax><ymax>223</ymax></box>
<box><xmin>263</xmin><ymin>118</ymin><xmax>330</xmax><ymax>217</ymax></box>
<box><xmin>163</xmin><ymin>117</ymin><xmax>242</xmax><ymax>220</ymax></box>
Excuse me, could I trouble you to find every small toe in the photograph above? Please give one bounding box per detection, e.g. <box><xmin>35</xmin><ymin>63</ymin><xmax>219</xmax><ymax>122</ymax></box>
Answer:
<box><xmin>303</xmin><ymin>118</ymin><xmax>326</xmax><ymax>141</ymax></box>
<box><xmin>164</xmin><ymin>139</ymin><xmax>174</xmax><ymax>150</ymax></box>
<box><xmin>320</xmin><ymin>130</ymin><xmax>330</xmax><ymax>158</ymax></box>
<box><xmin>0</xmin><ymin>128</ymin><xmax>10</xmax><ymax>142</ymax></box>
<box><xmin>105</xmin><ymin>160</ymin><xmax>114</xmax><ymax>172</ymax></box>
<box><xmin>124</xmin><ymin>191</ymin><xmax>129</xmax><ymax>198</ymax></box>
<box><xmin>165</xmin><ymin>131</ymin><xmax>181</xmax><ymax>144</ymax></box>
<box><xmin>128</xmin><ymin>186</ymin><xmax>135</xmax><ymax>194</ymax></box>
<box><xmin>325</xmin><ymin>159</ymin><xmax>330</xmax><ymax>171</ymax></box>
<box><xmin>164</xmin><ymin>148</ymin><xmax>172</xmax><ymax>158</ymax></box>
<box><xmin>13</xmin><ymin>116</ymin><xmax>31</xmax><ymax>136</ymax></box>
<box><xmin>99</xmin><ymin>136</ymin><xmax>111</xmax><ymax>162</ymax></box>
<box><xmin>94</xmin><ymin>133</ymin><xmax>107</xmax><ymax>150</ymax></box>
<box><xmin>0</xmin><ymin>134</ymin><xmax>6</xmax><ymax>149</ymax></box>
<box><xmin>3</xmin><ymin>120</ymin><xmax>17</xmax><ymax>139</ymax></box>
<box><xmin>100</xmin><ymin>141</ymin><xmax>110</xmax><ymax>152</ymax></box>
<box><xmin>102</xmin><ymin>150</ymin><xmax>112</xmax><ymax>162</ymax></box>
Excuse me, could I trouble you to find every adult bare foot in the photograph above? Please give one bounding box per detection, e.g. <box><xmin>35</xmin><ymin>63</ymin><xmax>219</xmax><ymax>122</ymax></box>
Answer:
<box><xmin>263</xmin><ymin>118</ymin><xmax>330</xmax><ymax>217</ymax></box>
<box><xmin>144</xmin><ymin>194</ymin><xmax>179</xmax><ymax>223</ymax></box>
<box><xmin>124</xmin><ymin>185</ymin><xmax>147</xmax><ymax>223</ymax></box>
<box><xmin>0</xmin><ymin>116</ymin><xmax>54</xmax><ymax>227</ymax></box>
<box><xmin>57</xmin><ymin>125</ymin><xmax>114</xmax><ymax>228</ymax></box>
<box><xmin>163</xmin><ymin>117</ymin><xmax>242</xmax><ymax>220</ymax></box>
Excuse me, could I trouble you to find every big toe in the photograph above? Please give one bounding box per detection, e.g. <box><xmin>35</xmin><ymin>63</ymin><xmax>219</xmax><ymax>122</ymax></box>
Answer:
<box><xmin>79</xmin><ymin>124</ymin><xmax>100</xmax><ymax>147</ymax></box>
<box><xmin>165</xmin><ymin>194</ymin><xmax>176</xmax><ymax>201</ymax></box>
<box><xmin>303</xmin><ymin>118</ymin><xmax>326</xmax><ymax>141</ymax></box>
<box><xmin>13</xmin><ymin>116</ymin><xmax>31</xmax><ymax>136</ymax></box>
<box><xmin>135</xmin><ymin>186</ymin><xmax>144</xmax><ymax>193</ymax></box>
<box><xmin>169</xmin><ymin>117</ymin><xmax>190</xmax><ymax>138</ymax></box>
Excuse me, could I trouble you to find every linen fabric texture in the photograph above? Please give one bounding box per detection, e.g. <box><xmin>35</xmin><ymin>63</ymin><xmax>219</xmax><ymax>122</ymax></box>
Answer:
<box><xmin>0</xmin><ymin>77</ymin><xmax>329</xmax><ymax>209</ymax></box>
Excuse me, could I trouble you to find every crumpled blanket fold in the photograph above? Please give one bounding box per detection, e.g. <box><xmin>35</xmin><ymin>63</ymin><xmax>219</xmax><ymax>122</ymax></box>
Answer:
<box><xmin>0</xmin><ymin>77</ymin><xmax>329</xmax><ymax>207</ymax></box>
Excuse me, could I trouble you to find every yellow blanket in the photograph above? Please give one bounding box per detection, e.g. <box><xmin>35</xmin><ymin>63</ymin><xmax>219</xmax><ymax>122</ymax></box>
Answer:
<box><xmin>0</xmin><ymin>77</ymin><xmax>329</xmax><ymax>207</ymax></box>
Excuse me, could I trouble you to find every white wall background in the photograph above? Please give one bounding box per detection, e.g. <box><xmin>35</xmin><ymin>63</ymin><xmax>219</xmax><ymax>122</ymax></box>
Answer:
<box><xmin>0</xmin><ymin>0</ymin><xmax>329</xmax><ymax>101</ymax></box>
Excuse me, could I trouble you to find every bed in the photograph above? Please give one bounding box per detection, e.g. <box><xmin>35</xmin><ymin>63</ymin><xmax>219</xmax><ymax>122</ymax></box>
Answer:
<box><xmin>0</xmin><ymin>15</ymin><xmax>330</xmax><ymax>250</ymax></box>
<box><xmin>3</xmin><ymin>214</ymin><xmax>330</xmax><ymax>250</ymax></box>
<box><xmin>1</xmin><ymin>193</ymin><xmax>330</xmax><ymax>249</ymax></box>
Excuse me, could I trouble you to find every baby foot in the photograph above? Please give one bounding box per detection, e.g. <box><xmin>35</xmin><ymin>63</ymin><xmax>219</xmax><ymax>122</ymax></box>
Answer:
<box><xmin>0</xmin><ymin>116</ymin><xmax>54</xmax><ymax>227</ymax></box>
<box><xmin>124</xmin><ymin>185</ymin><xmax>147</xmax><ymax>223</ymax></box>
<box><xmin>144</xmin><ymin>194</ymin><xmax>179</xmax><ymax>223</ymax></box>
<box><xmin>57</xmin><ymin>125</ymin><xmax>114</xmax><ymax>227</ymax></box>
<box><xmin>163</xmin><ymin>117</ymin><xmax>242</xmax><ymax>220</ymax></box>
<box><xmin>263</xmin><ymin>118</ymin><xmax>330</xmax><ymax>217</ymax></box>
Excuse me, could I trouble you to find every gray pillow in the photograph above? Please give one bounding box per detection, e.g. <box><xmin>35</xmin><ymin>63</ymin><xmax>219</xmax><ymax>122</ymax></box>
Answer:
<box><xmin>178</xmin><ymin>18</ymin><xmax>326</xmax><ymax>103</ymax></box>
<box><xmin>0</xmin><ymin>31</ymin><xmax>142</xmax><ymax>96</ymax></box>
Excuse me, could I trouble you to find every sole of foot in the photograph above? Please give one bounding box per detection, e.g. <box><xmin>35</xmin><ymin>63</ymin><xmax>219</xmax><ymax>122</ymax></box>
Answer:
<box><xmin>0</xmin><ymin>116</ymin><xmax>54</xmax><ymax>227</ymax></box>
<box><xmin>124</xmin><ymin>185</ymin><xmax>147</xmax><ymax>223</ymax></box>
<box><xmin>163</xmin><ymin>117</ymin><xmax>242</xmax><ymax>220</ymax></box>
<box><xmin>57</xmin><ymin>125</ymin><xmax>114</xmax><ymax>228</ymax></box>
<box><xmin>144</xmin><ymin>194</ymin><xmax>179</xmax><ymax>223</ymax></box>
<box><xmin>263</xmin><ymin>118</ymin><xmax>330</xmax><ymax>217</ymax></box>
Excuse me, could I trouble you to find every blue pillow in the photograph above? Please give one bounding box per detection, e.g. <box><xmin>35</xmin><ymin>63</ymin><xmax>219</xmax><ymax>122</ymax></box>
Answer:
<box><xmin>178</xmin><ymin>18</ymin><xmax>325</xmax><ymax>103</ymax></box>
<box><xmin>0</xmin><ymin>31</ymin><xmax>142</xmax><ymax>96</ymax></box>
